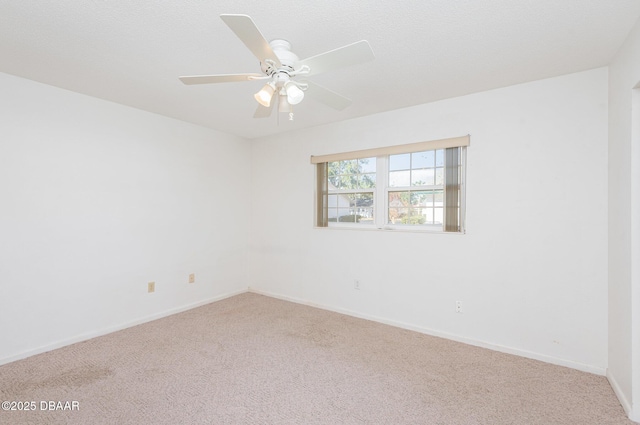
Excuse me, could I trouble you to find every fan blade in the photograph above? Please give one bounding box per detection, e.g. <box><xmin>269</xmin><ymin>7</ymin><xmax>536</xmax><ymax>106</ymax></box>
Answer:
<box><xmin>220</xmin><ymin>14</ymin><xmax>281</xmax><ymax>67</ymax></box>
<box><xmin>298</xmin><ymin>40</ymin><xmax>374</xmax><ymax>76</ymax></box>
<box><xmin>303</xmin><ymin>80</ymin><xmax>352</xmax><ymax>110</ymax></box>
<box><xmin>179</xmin><ymin>73</ymin><xmax>262</xmax><ymax>85</ymax></box>
<box><xmin>253</xmin><ymin>101</ymin><xmax>274</xmax><ymax>118</ymax></box>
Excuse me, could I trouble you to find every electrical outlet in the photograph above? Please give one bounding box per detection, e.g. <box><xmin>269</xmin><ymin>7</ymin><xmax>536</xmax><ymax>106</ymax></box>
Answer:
<box><xmin>148</xmin><ymin>282</ymin><xmax>155</xmax><ymax>293</ymax></box>
<box><xmin>354</xmin><ymin>279</ymin><xmax>361</xmax><ymax>290</ymax></box>
<box><xmin>189</xmin><ymin>273</ymin><xmax>195</xmax><ymax>283</ymax></box>
<box><xmin>455</xmin><ymin>300</ymin><xmax>463</xmax><ymax>313</ymax></box>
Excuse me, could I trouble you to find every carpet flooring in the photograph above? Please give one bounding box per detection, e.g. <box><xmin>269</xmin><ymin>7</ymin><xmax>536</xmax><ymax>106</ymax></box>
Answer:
<box><xmin>0</xmin><ymin>292</ymin><xmax>633</xmax><ymax>424</ymax></box>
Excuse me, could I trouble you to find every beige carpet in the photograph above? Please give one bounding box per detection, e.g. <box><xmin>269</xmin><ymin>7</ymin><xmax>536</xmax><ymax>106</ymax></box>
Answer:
<box><xmin>0</xmin><ymin>292</ymin><xmax>632</xmax><ymax>424</ymax></box>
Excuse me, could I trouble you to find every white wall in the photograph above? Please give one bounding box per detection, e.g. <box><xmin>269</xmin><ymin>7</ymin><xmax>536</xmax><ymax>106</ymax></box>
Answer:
<box><xmin>250</xmin><ymin>68</ymin><xmax>609</xmax><ymax>374</ymax></box>
<box><xmin>0</xmin><ymin>61</ymin><xmax>620</xmax><ymax>413</ymax></box>
<box><xmin>0</xmin><ymin>72</ymin><xmax>251</xmax><ymax>364</ymax></box>
<box><xmin>608</xmin><ymin>15</ymin><xmax>640</xmax><ymax>422</ymax></box>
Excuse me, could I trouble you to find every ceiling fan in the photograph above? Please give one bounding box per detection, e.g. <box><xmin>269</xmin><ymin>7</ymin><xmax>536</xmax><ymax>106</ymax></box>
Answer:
<box><xmin>179</xmin><ymin>14</ymin><xmax>375</xmax><ymax>119</ymax></box>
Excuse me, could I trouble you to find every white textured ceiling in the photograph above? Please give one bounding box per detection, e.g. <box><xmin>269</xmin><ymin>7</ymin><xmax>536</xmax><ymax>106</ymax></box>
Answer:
<box><xmin>1</xmin><ymin>1</ymin><xmax>639</xmax><ymax>139</ymax></box>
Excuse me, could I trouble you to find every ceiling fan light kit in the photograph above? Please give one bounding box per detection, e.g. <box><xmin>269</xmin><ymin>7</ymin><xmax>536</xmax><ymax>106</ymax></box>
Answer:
<box><xmin>179</xmin><ymin>14</ymin><xmax>375</xmax><ymax>119</ymax></box>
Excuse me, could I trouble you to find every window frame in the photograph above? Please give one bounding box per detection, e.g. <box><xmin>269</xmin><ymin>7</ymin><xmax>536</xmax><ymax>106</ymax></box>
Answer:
<box><xmin>313</xmin><ymin>136</ymin><xmax>469</xmax><ymax>233</ymax></box>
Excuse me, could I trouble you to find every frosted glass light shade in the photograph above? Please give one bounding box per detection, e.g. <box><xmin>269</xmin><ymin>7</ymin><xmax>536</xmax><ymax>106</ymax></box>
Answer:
<box><xmin>278</xmin><ymin>93</ymin><xmax>291</xmax><ymax>113</ymax></box>
<box><xmin>285</xmin><ymin>83</ymin><xmax>304</xmax><ymax>105</ymax></box>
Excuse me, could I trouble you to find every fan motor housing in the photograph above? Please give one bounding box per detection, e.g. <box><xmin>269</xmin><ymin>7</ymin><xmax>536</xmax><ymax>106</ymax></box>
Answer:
<box><xmin>261</xmin><ymin>39</ymin><xmax>298</xmax><ymax>75</ymax></box>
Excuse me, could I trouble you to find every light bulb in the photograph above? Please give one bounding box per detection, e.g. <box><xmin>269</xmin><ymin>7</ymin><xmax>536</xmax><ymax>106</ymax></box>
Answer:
<box><xmin>254</xmin><ymin>83</ymin><xmax>275</xmax><ymax>107</ymax></box>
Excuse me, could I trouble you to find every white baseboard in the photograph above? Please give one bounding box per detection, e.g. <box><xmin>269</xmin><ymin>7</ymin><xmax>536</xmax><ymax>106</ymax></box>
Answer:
<box><xmin>0</xmin><ymin>289</ymin><xmax>247</xmax><ymax>367</ymax></box>
<box><xmin>248</xmin><ymin>287</ymin><xmax>606</xmax><ymax>376</ymax></box>
<box><xmin>607</xmin><ymin>370</ymin><xmax>639</xmax><ymax>423</ymax></box>
<box><xmin>2</xmin><ymin>287</ymin><xmax>610</xmax><ymax>379</ymax></box>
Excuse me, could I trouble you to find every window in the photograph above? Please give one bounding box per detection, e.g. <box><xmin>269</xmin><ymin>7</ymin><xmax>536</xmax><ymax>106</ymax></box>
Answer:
<box><xmin>388</xmin><ymin>150</ymin><xmax>444</xmax><ymax>226</ymax></box>
<box><xmin>312</xmin><ymin>136</ymin><xmax>468</xmax><ymax>232</ymax></box>
<box><xmin>327</xmin><ymin>158</ymin><xmax>376</xmax><ymax>224</ymax></box>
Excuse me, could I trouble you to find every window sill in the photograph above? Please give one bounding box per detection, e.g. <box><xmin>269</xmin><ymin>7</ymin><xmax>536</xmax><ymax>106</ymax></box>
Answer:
<box><xmin>316</xmin><ymin>225</ymin><xmax>465</xmax><ymax>234</ymax></box>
